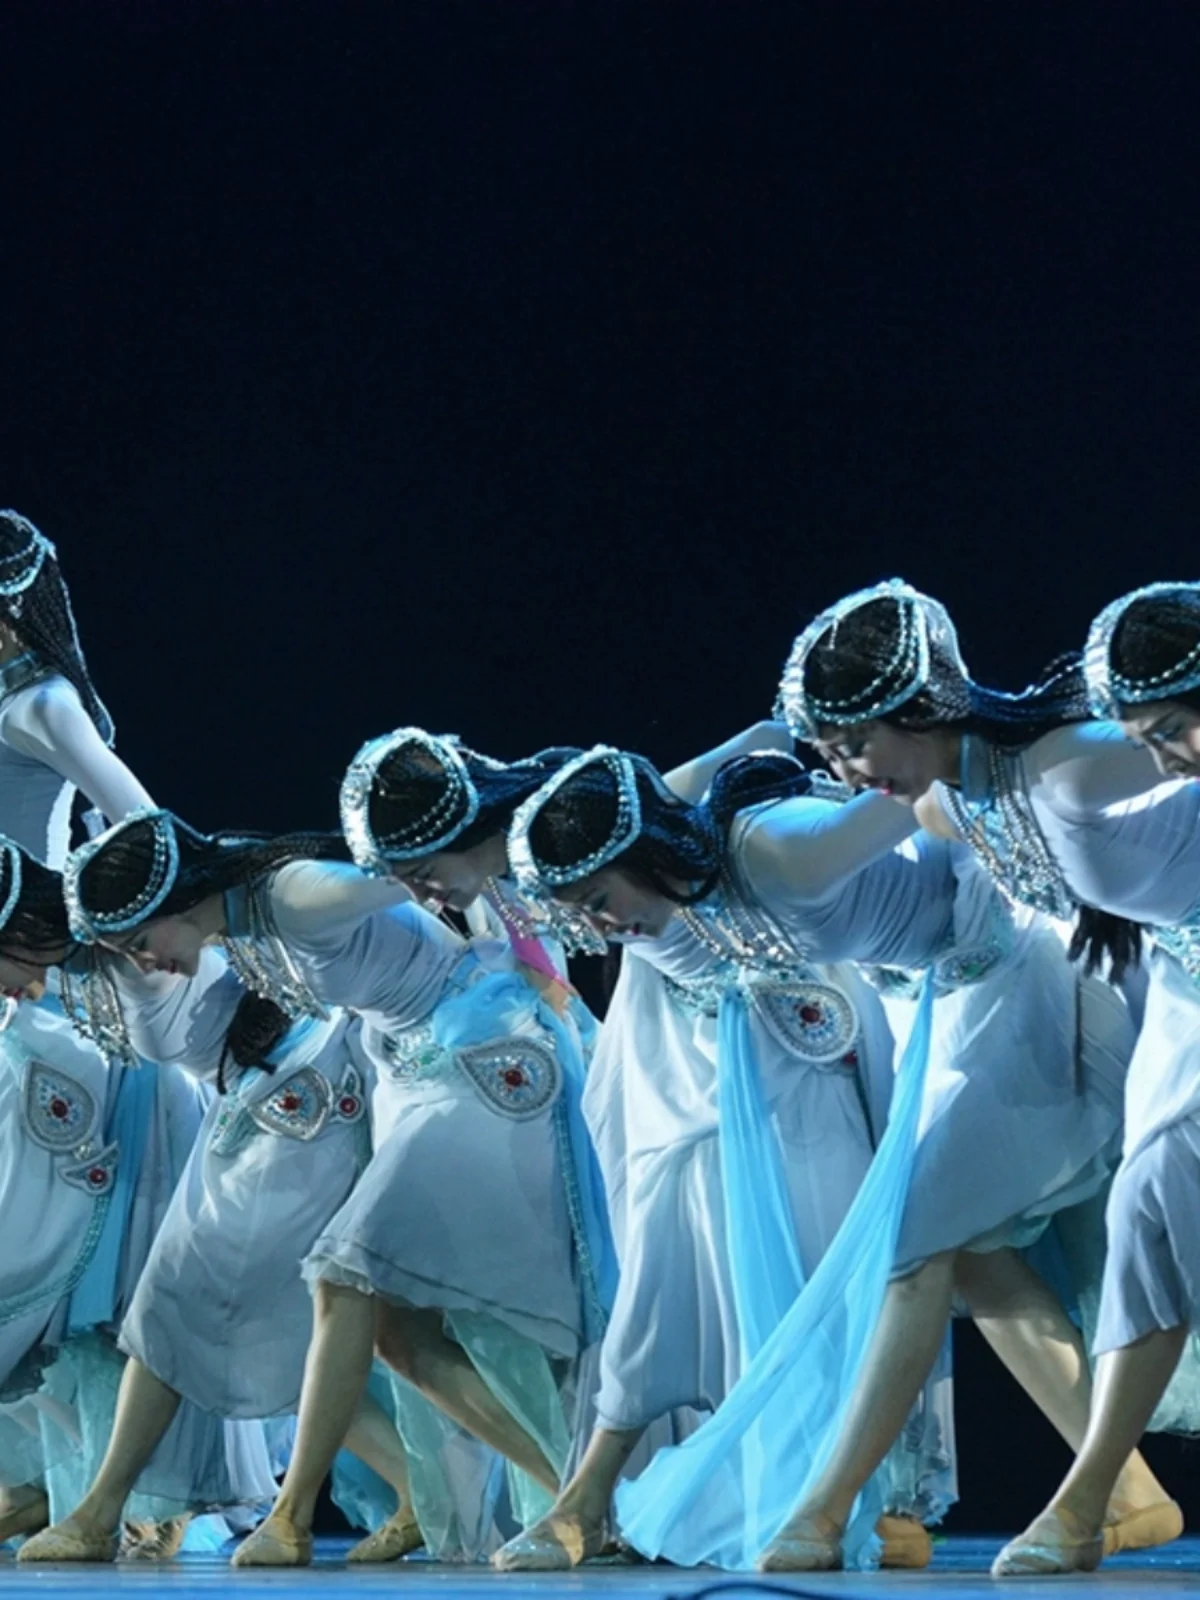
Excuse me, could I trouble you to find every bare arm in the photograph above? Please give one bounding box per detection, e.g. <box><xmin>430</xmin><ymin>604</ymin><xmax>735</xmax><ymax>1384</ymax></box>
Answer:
<box><xmin>664</xmin><ymin>720</ymin><xmax>793</xmax><ymax>803</ymax></box>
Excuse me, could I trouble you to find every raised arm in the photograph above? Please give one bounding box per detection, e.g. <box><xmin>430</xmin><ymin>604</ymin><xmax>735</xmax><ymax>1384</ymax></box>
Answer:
<box><xmin>6</xmin><ymin>680</ymin><xmax>153</xmax><ymax>822</ymax></box>
<box><xmin>664</xmin><ymin>720</ymin><xmax>793</xmax><ymax>803</ymax></box>
<box><xmin>740</xmin><ymin>789</ymin><xmax>919</xmax><ymax>904</ymax></box>
<box><xmin>268</xmin><ymin>860</ymin><xmax>416</xmax><ymax>944</ymax></box>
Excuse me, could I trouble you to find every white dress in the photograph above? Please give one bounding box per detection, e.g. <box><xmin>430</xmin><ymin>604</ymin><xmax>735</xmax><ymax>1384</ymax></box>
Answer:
<box><xmin>222</xmin><ymin>864</ymin><xmax>599</xmax><ymax>1540</ymax></box>
<box><xmin>0</xmin><ymin>659</ymin><xmax>274</xmax><ymax>1519</ymax></box>
<box><xmin>113</xmin><ymin>952</ymin><xmax>370</xmax><ymax>1419</ymax></box>
<box><xmin>939</xmin><ymin>725</ymin><xmax>1200</xmax><ymax>1420</ymax></box>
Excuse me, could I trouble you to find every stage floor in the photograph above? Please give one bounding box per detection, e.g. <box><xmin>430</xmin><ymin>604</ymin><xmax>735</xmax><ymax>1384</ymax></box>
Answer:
<box><xmin>2</xmin><ymin>1538</ymin><xmax>1200</xmax><ymax>1597</ymax></box>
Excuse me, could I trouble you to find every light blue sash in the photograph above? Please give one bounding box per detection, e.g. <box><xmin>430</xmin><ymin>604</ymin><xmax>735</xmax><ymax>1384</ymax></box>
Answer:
<box><xmin>615</xmin><ymin>973</ymin><xmax>936</xmax><ymax>1570</ymax></box>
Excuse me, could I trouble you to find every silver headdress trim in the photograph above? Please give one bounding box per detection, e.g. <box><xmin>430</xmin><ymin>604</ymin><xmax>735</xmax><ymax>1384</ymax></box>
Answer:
<box><xmin>0</xmin><ymin>838</ymin><xmax>23</xmax><ymax>935</ymax></box>
<box><xmin>0</xmin><ymin>512</ymin><xmax>54</xmax><ymax>601</ymax></box>
<box><xmin>775</xmin><ymin>578</ymin><xmax>969</xmax><ymax>740</ymax></box>
<box><xmin>340</xmin><ymin>728</ymin><xmax>497</xmax><ymax>873</ymax></box>
<box><xmin>507</xmin><ymin>746</ymin><xmax>642</xmax><ymax>901</ymax></box>
<box><xmin>63</xmin><ymin>807</ymin><xmax>181</xmax><ymax>942</ymax></box>
<box><xmin>1083</xmin><ymin>582</ymin><xmax>1200</xmax><ymax>721</ymax></box>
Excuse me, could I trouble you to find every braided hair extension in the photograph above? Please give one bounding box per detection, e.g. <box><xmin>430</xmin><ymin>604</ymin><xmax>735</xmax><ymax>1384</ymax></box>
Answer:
<box><xmin>527</xmin><ymin>751</ymin><xmax>813</xmax><ymax>903</ymax></box>
<box><xmin>75</xmin><ymin>814</ymin><xmax>351</xmax><ymax>929</ymax></box>
<box><xmin>216</xmin><ymin>992</ymin><xmax>292</xmax><ymax>1094</ymax></box>
<box><xmin>801</xmin><ymin>592</ymin><xmax>1090</xmax><ymax>746</ymax></box>
<box><xmin>0</xmin><ymin>512</ymin><xmax>114</xmax><ymax>744</ymax></box>
<box><xmin>1108</xmin><ymin>589</ymin><xmax>1200</xmax><ymax>717</ymax></box>
<box><xmin>0</xmin><ymin>846</ymin><xmax>72</xmax><ymax>965</ymax></box>
<box><xmin>366</xmin><ymin>743</ymin><xmax>582</xmax><ymax>858</ymax></box>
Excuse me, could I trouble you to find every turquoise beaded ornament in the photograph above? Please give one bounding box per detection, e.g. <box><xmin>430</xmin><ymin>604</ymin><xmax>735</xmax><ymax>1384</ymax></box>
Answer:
<box><xmin>776</xmin><ymin>578</ymin><xmax>971</xmax><ymax>741</ymax></box>
<box><xmin>63</xmin><ymin>808</ymin><xmax>181</xmax><ymax>943</ymax></box>
<box><xmin>1083</xmin><ymin>582</ymin><xmax>1200</xmax><ymax>721</ymax></box>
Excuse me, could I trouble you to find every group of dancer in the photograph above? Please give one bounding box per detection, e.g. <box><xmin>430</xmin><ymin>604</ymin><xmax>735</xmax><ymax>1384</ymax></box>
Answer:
<box><xmin>0</xmin><ymin>509</ymin><xmax>1198</xmax><ymax>1577</ymax></box>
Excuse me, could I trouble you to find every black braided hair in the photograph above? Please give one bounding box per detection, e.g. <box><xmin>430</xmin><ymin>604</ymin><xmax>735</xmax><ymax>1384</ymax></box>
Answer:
<box><xmin>527</xmin><ymin>750</ymin><xmax>813</xmax><ymax>903</ymax></box>
<box><xmin>0</xmin><ymin>843</ymin><xmax>72</xmax><ymax>964</ymax></box>
<box><xmin>75</xmin><ymin>814</ymin><xmax>351</xmax><ymax>929</ymax></box>
<box><xmin>1068</xmin><ymin>909</ymin><xmax>1144</xmax><ymax>985</ymax></box>
<box><xmin>801</xmin><ymin>592</ymin><xmax>1090</xmax><ymax>746</ymax></box>
<box><xmin>216</xmin><ymin>991</ymin><xmax>292</xmax><ymax>1094</ymax></box>
<box><xmin>0</xmin><ymin>512</ymin><xmax>114</xmax><ymax>744</ymax></box>
<box><xmin>366</xmin><ymin>743</ymin><xmax>582</xmax><ymax>858</ymax></box>
<box><xmin>1108</xmin><ymin>589</ymin><xmax>1200</xmax><ymax>717</ymax></box>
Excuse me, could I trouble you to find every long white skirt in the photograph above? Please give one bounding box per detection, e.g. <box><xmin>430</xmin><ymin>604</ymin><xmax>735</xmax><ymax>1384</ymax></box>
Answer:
<box><xmin>892</xmin><ymin>921</ymin><xmax>1130</xmax><ymax>1271</ymax></box>
<box><xmin>120</xmin><ymin>1018</ymin><xmax>369</xmax><ymax>1418</ymax></box>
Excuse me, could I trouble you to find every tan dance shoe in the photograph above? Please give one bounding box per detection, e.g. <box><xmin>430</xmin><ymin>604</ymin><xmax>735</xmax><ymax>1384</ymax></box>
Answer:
<box><xmin>492</xmin><ymin>1512</ymin><xmax>609</xmax><ymax>1571</ymax></box>
<box><xmin>877</xmin><ymin>1512</ymin><xmax>933</xmax><ymax>1569</ymax></box>
<box><xmin>757</xmin><ymin>1510</ymin><xmax>842</xmax><ymax>1572</ymax></box>
<box><xmin>346</xmin><ymin>1507</ymin><xmax>424</xmax><ymax>1563</ymax></box>
<box><xmin>991</xmin><ymin>1506</ymin><xmax>1104</xmax><ymax>1576</ymax></box>
<box><xmin>1103</xmin><ymin>1498</ymin><xmax>1184</xmax><ymax>1556</ymax></box>
<box><xmin>230</xmin><ymin>1514</ymin><xmax>313</xmax><ymax>1567</ymax></box>
<box><xmin>17</xmin><ymin>1519</ymin><xmax>118</xmax><ymax>1563</ymax></box>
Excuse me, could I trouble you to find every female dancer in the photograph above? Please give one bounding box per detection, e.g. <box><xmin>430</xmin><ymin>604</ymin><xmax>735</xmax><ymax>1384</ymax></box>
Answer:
<box><xmin>966</xmin><ymin>582</ymin><xmax>1200</xmax><ymax>1574</ymax></box>
<box><xmin>52</xmin><ymin>806</ymin><xmax>609</xmax><ymax>1567</ymax></box>
<box><xmin>20</xmin><ymin>939</ymin><xmax>423</xmax><ymax>1564</ymax></box>
<box><xmin>0</xmin><ymin>511</ymin><xmax>271</xmax><ymax>1552</ymax></box>
<box><xmin>491</xmin><ymin>747</ymin><xmax>962</xmax><ymax>1571</ymax></box>
<box><xmin>773</xmin><ymin>579</ymin><xmax>1187</xmax><ymax>1575</ymax></box>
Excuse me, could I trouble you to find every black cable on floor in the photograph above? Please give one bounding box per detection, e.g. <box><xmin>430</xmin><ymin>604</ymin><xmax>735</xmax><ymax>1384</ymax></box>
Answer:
<box><xmin>664</xmin><ymin>1578</ymin><xmax>879</xmax><ymax>1600</ymax></box>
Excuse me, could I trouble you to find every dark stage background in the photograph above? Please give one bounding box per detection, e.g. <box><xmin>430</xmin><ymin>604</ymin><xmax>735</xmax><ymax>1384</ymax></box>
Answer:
<box><xmin>4</xmin><ymin>0</ymin><xmax>1200</xmax><ymax>1535</ymax></box>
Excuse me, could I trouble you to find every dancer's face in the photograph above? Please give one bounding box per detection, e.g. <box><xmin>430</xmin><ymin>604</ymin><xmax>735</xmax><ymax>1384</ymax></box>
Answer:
<box><xmin>815</xmin><ymin>719</ymin><xmax>959</xmax><ymax>804</ymax></box>
<box><xmin>558</xmin><ymin>867</ymin><xmax>679</xmax><ymax>942</ymax></box>
<box><xmin>391</xmin><ymin>841</ymin><xmax>495</xmax><ymax>912</ymax></box>
<box><xmin>104</xmin><ymin>914</ymin><xmax>208</xmax><ymax>978</ymax></box>
<box><xmin>1121</xmin><ymin>699</ymin><xmax>1200</xmax><ymax>779</ymax></box>
<box><xmin>0</xmin><ymin>947</ymin><xmax>48</xmax><ymax>1001</ymax></box>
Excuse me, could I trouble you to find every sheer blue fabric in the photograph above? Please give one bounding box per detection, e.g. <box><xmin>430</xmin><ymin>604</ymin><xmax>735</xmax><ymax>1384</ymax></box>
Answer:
<box><xmin>431</xmin><ymin>969</ymin><xmax>617</xmax><ymax>1341</ymax></box>
<box><xmin>65</xmin><ymin>1064</ymin><xmax>157</xmax><ymax>1334</ymax></box>
<box><xmin>615</xmin><ymin>975</ymin><xmax>936</xmax><ymax>1571</ymax></box>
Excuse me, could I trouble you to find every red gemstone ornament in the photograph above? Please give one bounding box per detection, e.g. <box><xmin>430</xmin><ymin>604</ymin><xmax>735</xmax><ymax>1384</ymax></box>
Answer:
<box><xmin>339</xmin><ymin>1096</ymin><xmax>359</xmax><ymax>1116</ymax></box>
<box><xmin>88</xmin><ymin>1167</ymin><xmax>107</xmax><ymax>1187</ymax></box>
<box><xmin>50</xmin><ymin>1096</ymin><xmax>69</xmax><ymax>1119</ymax></box>
<box><xmin>799</xmin><ymin>1003</ymin><xmax>822</xmax><ymax>1024</ymax></box>
<box><xmin>502</xmin><ymin>1068</ymin><xmax>526</xmax><ymax>1088</ymax></box>
<box><xmin>281</xmin><ymin>1093</ymin><xmax>300</xmax><ymax>1112</ymax></box>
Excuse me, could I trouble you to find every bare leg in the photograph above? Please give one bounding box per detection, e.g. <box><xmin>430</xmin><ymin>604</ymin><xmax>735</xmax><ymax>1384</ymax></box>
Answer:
<box><xmin>342</xmin><ymin>1391</ymin><xmax>423</xmax><ymax>1564</ymax></box>
<box><xmin>0</xmin><ymin>1484</ymin><xmax>49</xmax><ymax>1542</ymax></box>
<box><xmin>957</xmin><ymin>1249</ymin><xmax>1172</xmax><ymax>1513</ymax></box>
<box><xmin>18</xmin><ymin>1359</ymin><xmax>182</xmax><ymax>1562</ymax></box>
<box><xmin>993</xmin><ymin>1326</ymin><xmax>1187</xmax><ymax>1576</ymax></box>
<box><xmin>759</xmin><ymin>1252</ymin><xmax>956</xmax><ymax>1571</ymax></box>
<box><xmin>493</xmin><ymin>1426</ymin><xmax>643</xmax><ymax>1570</ymax></box>
<box><xmin>232</xmin><ymin>1282</ymin><xmax>375</xmax><ymax>1567</ymax></box>
<box><xmin>374</xmin><ymin>1303</ymin><xmax>558</xmax><ymax>1492</ymax></box>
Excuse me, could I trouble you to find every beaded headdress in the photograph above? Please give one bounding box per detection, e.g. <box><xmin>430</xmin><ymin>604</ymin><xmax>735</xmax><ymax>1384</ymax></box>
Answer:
<box><xmin>776</xmin><ymin>579</ymin><xmax>971</xmax><ymax>741</ymax></box>
<box><xmin>63</xmin><ymin>808</ymin><xmax>182</xmax><ymax>943</ymax></box>
<box><xmin>0</xmin><ymin>512</ymin><xmax>54</xmax><ymax>609</ymax></box>
<box><xmin>1083</xmin><ymin>583</ymin><xmax>1200</xmax><ymax>720</ymax></box>
<box><xmin>507</xmin><ymin>746</ymin><xmax>643</xmax><ymax>901</ymax></box>
<box><xmin>340</xmin><ymin>728</ymin><xmax>510</xmax><ymax>874</ymax></box>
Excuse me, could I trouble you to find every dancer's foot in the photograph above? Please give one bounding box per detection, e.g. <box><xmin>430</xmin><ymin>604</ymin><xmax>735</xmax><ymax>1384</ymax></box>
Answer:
<box><xmin>17</xmin><ymin>1514</ymin><xmax>117</xmax><ymax>1563</ymax></box>
<box><xmin>119</xmin><ymin>1517</ymin><xmax>191</xmax><ymax>1561</ymax></box>
<box><xmin>230</xmin><ymin>1513</ymin><xmax>313</xmax><ymax>1568</ymax></box>
<box><xmin>757</xmin><ymin>1509</ymin><xmax>842</xmax><ymax>1572</ymax></box>
<box><xmin>346</xmin><ymin>1507</ymin><xmax>424</xmax><ymax>1564</ymax></box>
<box><xmin>1102</xmin><ymin>1498</ymin><xmax>1183</xmax><ymax>1557</ymax></box>
<box><xmin>492</xmin><ymin>1509</ymin><xmax>608</xmax><ymax>1571</ymax></box>
<box><xmin>0</xmin><ymin>1489</ymin><xmax>48</xmax><ymax>1545</ymax></box>
<box><xmin>877</xmin><ymin>1512</ymin><xmax>932</xmax><ymax>1569</ymax></box>
<box><xmin>991</xmin><ymin>1505</ymin><xmax>1104</xmax><ymax>1577</ymax></box>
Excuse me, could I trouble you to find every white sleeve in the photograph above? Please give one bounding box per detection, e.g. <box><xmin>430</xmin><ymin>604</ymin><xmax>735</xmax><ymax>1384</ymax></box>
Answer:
<box><xmin>664</xmin><ymin>722</ymin><xmax>794</xmax><ymax>802</ymax></box>
<box><xmin>1029</xmin><ymin>723</ymin><xmax>1163</xmax><ymax>819</ymax></box>
<box><xmin>740</xmin><ymin>792</ymin><xmax>920</xmax><ymax>903</ymax></box>
<box><xmin>4</xmin><ymin>680</ymin><xmax>153</xmax><ymax>822</ymax></box>
<box><xmin>106</xmin><ymin>947</ymin><xmax>241</xmax><ymax>1080</ymax></box>
<box><xmin>267</xmin><ymin>860</ymin><xmax>414</xmax><ymax>945</ymax></box>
